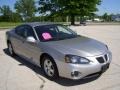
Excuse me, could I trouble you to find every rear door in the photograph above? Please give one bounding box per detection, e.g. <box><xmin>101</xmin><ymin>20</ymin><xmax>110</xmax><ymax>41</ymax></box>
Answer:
<box><xmin>12</xmin><ymin>25</ymin><xmax>27</xmax><ymax>56</ymax></box>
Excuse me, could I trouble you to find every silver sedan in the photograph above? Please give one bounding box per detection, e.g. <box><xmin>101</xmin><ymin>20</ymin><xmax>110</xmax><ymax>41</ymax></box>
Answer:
<box><xmin>6</xmin><ymin>22</ymin><xmax>112</xmax><ymax>80</ymax></box>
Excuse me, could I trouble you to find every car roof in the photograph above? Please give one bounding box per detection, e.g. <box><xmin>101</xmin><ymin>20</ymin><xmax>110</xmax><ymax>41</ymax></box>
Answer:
<box><xmin>23</xmin><ymin>22</ymin><xmax>59</xmax><ymax>27</ymax></box>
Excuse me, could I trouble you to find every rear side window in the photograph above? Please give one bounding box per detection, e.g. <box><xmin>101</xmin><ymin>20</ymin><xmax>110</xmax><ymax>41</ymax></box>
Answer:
<box><xmin>15</xmin><ymin>25</ymin><xmax>37</xmax><ymax>40</ymax></box>
<box><xmin>15</xmin><ymin>26</ymin><xmax>26</xmax><ymax>38</ymax></box>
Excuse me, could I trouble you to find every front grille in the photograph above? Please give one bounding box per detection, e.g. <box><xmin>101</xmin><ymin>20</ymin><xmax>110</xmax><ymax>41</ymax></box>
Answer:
<box><xmin>96</xmin><ymin>57</ymin><xmax>104</xmax><ymax>63</ymax></box>
<box><xmin>96</xmin><ymin>54</ymin><xmax>108</xmax><ymax>63</ymax></box>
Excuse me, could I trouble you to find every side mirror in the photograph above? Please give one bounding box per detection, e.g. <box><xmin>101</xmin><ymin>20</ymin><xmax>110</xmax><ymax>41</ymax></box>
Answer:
<box><xmin>26</xmin><ymin>36</ymin><xmax>36</xmax><ymax>43</ymax></box>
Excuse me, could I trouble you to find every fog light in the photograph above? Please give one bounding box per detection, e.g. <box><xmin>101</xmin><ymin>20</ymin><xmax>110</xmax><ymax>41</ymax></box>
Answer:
<box><xmin>71</xmin><ymin>71</ymin><xmax>81</xmax><ymax>77</ymax></box>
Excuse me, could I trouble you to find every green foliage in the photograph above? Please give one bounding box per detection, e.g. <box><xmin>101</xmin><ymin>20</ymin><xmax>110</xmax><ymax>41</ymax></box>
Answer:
<box><xmin>102</xmin><ymin>13</ymin><xmax>112</xmax><ymax>22</ymax></box>
<box><xmin>0</xmin><ymin>5</ymin><xmax>12</xmax><ymax>16</ymax></box>
<box><xmin>0</xmin><ymin>5</ymin><xmax>23</xmax><ymax>22</ymax></box>
<box><xmin>10</xmin><ymin>12</ymin><xmax>23</xmax><ymax>22</ymax></box>
<box><xmin>0</xmin><ymin>5</ymin><xmax>12</xmax><ymax>22</ymax></box>
<box><xmin>39</xmin><ymin>0</ymin><xmax>101</xmax><ymax>25</ymax></box>
<box><xmin>0</xmin><ymin>0</ymin><xmax>102</xmax><ymax>23</ymax></box>
<box><xmin>14</xmin><ymin>0</ymin><xmax>37</xmax><ymax>21</ymax></box>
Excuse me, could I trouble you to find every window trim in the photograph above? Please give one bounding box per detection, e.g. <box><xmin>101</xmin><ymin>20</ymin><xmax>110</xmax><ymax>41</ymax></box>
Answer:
<box><xmin>15</xmin><ymin>25</ymin><xmax>26</xmax><ymax>38</ymax></box>
<box><xmin>15</xmin><ymin>25</ymin><xmax>38</xmax><ymax>40</ymax></box>
<box><xmin>24</xmin><ymin>25</ymin><xmax>37</xmax><ymax>40</ymax></box>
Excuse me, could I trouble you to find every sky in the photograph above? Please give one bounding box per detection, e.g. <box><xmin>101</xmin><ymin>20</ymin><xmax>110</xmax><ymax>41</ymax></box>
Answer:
<box><xmin>0</xmin><ymin>0</ymin><xmax>120</xmax><ymax>15</ymax></box>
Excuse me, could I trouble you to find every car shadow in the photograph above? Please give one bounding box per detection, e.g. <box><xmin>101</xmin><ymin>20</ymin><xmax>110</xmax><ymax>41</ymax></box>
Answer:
<box><xmin>3</xmin><ymin>48</ymin><xmax>101</xmax><ymax>86</ymax></box>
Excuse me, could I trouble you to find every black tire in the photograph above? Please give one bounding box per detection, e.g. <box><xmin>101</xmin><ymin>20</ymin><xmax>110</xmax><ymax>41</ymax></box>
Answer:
<box><xmin>41</xmin><ymin>55</ymin><xmax>59</xmax><ymax>80</ymax></box>
<box><xmin>8</xmin><ymin>42</ymin><xmax>15</xmax><ymax>57</ymax></box>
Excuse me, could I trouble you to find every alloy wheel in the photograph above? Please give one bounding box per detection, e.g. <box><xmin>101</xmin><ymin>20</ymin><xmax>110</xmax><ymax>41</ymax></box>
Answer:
<box><xmin>43</xmin><ymin>59</ymin><xmax>55</xmax><ymax>77</ymax></box>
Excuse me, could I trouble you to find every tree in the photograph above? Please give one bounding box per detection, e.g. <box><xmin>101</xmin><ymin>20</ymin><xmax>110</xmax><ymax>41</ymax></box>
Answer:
<box><xmin>11</xmin><ymin>12</ymin><xmax>23</xmax><ymax>22</ymax></box>
<box><xmin>38</xmin><ymin>0</ymin><xmax>101</xmax><ymax>25</ymax></box>
<box><xmin>0</xmin><ymin>5</ymin><xmax>22</xmax><ymax>22</ymax></box>
<box><xmin>0</xmin><ymin>5</ymin><xmax>12</xmax><ymax>21</ymax></box>
<box><xmin>102</xmin><ymin>13</ymin><xmax>112</xmax><ymax>22</ymax></box>
<box><xmin>14</xmin><ymin>0</ymin><xmax>37</xmax><ymax>21</ymax></box>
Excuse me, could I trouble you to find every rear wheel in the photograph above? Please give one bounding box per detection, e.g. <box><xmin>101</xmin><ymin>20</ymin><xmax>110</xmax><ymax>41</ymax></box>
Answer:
<box><xmin>8</xmin><ymin>42</ymin><xmax>15</xmax><ymax>56</ymax></box>
<box><xmin>42</xmin><ymin>56</ymin><xmax>59</xmax><ymax>80</ymax></box>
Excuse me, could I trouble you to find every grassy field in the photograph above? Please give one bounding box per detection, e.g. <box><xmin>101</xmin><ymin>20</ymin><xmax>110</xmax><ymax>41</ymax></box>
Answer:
<box><xmin>0</xmin><ymin>22</ymin><xmax>22</xmax><ymax>29</ymax></box>
<box><xmin>0</xmin><ymin>22</ymin><xmax>120</xmax><ymax>30</ymax></box>
<box><xmin>0</xmin><ymin>22</ymin><xmax>68</xmax><ymax>29</ymax></box>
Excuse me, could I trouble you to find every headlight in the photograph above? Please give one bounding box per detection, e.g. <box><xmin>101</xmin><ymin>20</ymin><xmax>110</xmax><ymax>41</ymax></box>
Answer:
<box><xmin>65</xmin><ymin>55</ymin><xmax>90</xmax><ymax>64</ymax></box>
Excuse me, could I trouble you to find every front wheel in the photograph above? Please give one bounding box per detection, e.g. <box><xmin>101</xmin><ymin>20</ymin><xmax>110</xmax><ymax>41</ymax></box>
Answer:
<box><xmin>42</xmin><ymin>56</ymin><xmax>59</xmax><ymax>80</ymax></box>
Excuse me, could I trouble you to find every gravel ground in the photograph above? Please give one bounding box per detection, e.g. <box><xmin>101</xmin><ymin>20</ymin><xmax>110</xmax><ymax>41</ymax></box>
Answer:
<box><xmin>0</xmin><ymin>25</ymin><xmax>120</xmax><ymax>90</ymax></box>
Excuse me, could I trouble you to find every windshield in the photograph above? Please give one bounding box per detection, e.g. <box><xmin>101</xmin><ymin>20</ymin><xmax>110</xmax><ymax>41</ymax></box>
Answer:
<box><xmin>34</xmin><ymin>25</ymin><xmax>78</xmax><ymax>42</ymax></box>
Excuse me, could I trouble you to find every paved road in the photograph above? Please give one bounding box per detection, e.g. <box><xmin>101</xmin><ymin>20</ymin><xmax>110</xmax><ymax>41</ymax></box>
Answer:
<box><xmin>0</xmin><ymin>25</ymin><xmax>120</xmax><ymax>90</ymax></box>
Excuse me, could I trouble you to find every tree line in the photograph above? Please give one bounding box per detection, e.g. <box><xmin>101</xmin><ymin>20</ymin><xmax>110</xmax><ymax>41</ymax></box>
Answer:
<box><xmin>0</xmin><ymin>0</ymin><xmax>113</xmax><ymax>25</ymax></box>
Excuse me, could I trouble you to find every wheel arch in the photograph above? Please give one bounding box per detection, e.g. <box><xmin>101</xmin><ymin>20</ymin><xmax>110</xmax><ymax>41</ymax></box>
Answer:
<box><xmin>40</xmin><ymin>53</ymin><xmax>59</xmax><ymax>76</ymax></box>
<box><xmin>40</xmin><ymin>53</ymin><xmax>55</xmax><ymax>66</ymax></box>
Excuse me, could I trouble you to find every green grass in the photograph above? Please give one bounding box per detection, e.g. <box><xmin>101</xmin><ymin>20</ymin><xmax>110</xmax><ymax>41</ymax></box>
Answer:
<box><xmin>0</xmin><ymin>22</ymin><xmax>119</xmax><ymax>30</ymax></box>
<box><xmin>0</xmin><ymin>22</ymin><xmax>22</xmax><ymax>29</ymax></box>
<box><xmin>0</xmin><ymin>22</ymin><xmax>69</xmax><ymax>29</ymax></box>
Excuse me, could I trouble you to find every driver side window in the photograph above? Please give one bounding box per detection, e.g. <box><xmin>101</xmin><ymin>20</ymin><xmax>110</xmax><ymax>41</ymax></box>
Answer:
<box><xmin>25</xmin><ymin>25</ymin><xmax>37</xmax><ymax>40</ymax></box>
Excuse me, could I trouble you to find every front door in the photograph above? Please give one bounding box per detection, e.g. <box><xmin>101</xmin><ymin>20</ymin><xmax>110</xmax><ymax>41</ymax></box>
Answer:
<box><xmin>22</xmin><ymin>25</ymin><xmax>41</xmax><ymax>65</ymax></box>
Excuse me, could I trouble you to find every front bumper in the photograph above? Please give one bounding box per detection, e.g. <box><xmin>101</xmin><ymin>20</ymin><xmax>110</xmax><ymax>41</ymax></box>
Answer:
<box><xmin>56</xmin><ymin>51</ymin><xmax>112</xmax><ymax>80</ymax></box>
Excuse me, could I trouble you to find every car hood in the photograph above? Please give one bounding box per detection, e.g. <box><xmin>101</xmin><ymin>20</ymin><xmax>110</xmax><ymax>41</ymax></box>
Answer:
<box><xmin>44</xmin><ymin>36</ymin><xmax>108</xmax><ymax>57</ymax></box>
